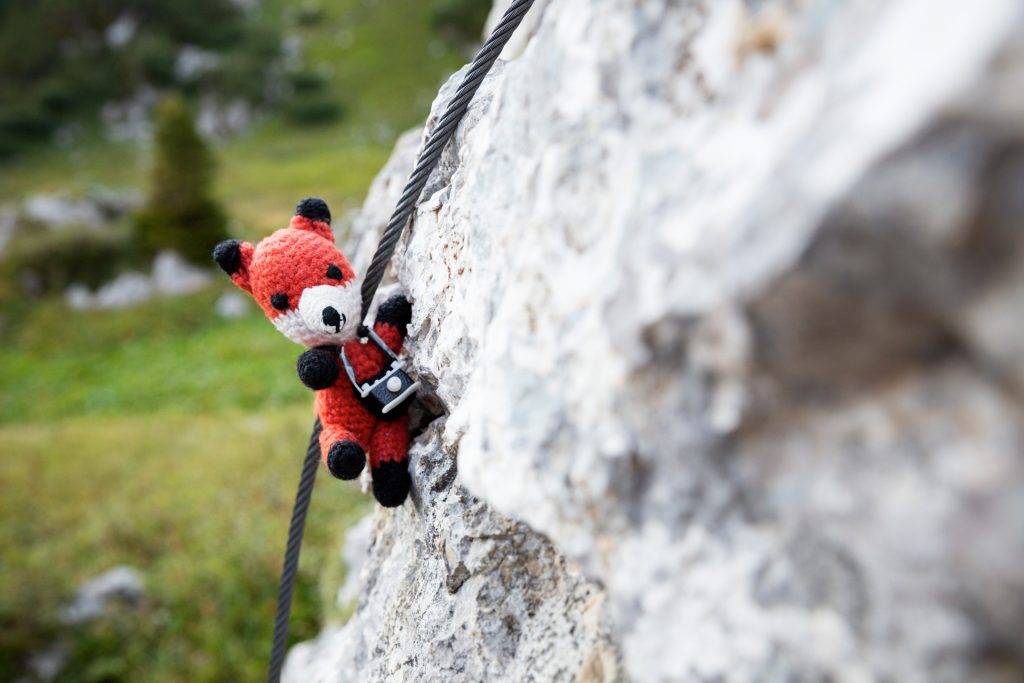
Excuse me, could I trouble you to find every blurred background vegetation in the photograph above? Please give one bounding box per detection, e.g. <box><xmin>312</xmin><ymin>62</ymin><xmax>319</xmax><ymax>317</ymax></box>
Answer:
<box><xmin>0</xmin><ymin>0</ymin><xmax>490</xmax><ymax>680</ymax></box>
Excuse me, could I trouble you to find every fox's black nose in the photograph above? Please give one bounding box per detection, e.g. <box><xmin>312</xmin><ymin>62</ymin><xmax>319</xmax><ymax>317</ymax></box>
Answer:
<box><xmin>322</xmin><ymin>306</ymin><xmax>343</xmax><ymax>333</ymax></box>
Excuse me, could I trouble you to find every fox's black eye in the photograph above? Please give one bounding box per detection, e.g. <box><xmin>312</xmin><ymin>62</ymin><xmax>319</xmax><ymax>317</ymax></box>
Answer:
<box><xmin>270</xmin><ymin>293</ymin><xmax>289</xmax><ymax>310</ymax></box>
<box><xmin>326</xmin><ymin>264</ymin><xmax>343</xmax><ymax>280</ymax></box>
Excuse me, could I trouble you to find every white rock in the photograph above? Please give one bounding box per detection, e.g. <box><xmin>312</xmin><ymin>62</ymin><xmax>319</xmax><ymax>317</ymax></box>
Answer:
<box><xmin>102</xmin><ymin>88</ymin><xmax>158</xmax><ymax>142</ymax></box>
<box><xmin>291</xmin><ymin>1</ymin><xmax>1024</xmax><ymax>681</ymax></box>
<box><xmin>65</xmin><ymin>252</ymin><xmax>212</xmax><ymax>311</ymax></box>
<box><xmin>23</xmin><ymin>194</ymin><xmax>104</xmax><ymax>229</ymax></box>
<box><xmin>214</xmin><ymin>291</ymin><xmax>251</xmax><ymax>319</ymax></box>
<box><xmin>196</xmin><ymin>96</ymin><xmax>253</xmax><ymax>139</ymax></box>
<box><xmin>335</xmin><ymin>514</ymin><xmax>373</xmax><ymax>608</ymax></box>
<box><xmin>92</xmin><ymin>271</ymin><xmax>154</xmax><ymax>309</ymax></box>
<box><xmin>281</xmin><ymin>34</ymin><xmax>304</xmax><ymax>71</ymax></box>
<box><xmin>151</xmin><ymin>250</ymin><xmax>212</xmax><ymax>296</ymax></box>
<box><xmin>105</xmin><ymin>14</ymin><xmax>136</xmax><ymax>48</ymax></box>
<box><xmin>175</xmin><ymin>46</ymin><xmax>221</xmax><ymax>82</ymax></box>
<box><xmin>26</xmin><ymin>643</ymin><xmax>68</xmax><ymax>682</ymax></box>
<box><xmin>64</xmin><ymin>284</ymin><xmax>94</xmax><ymax>310</ymax></box>
<box><xmin>60</xmin><ymin>566</ymin><xmax>145</xmax><ymax>624</ymax></box>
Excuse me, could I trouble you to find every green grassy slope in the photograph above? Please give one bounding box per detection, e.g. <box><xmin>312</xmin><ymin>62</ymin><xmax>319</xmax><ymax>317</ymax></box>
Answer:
<box><xmin>0</xmin><ymin>290</ymin><xmax>368</xmax><ymax>681</ymax></box>
<box><xmin>0</xmin><ymin>0</ymin><xmax>474</xmax><ymax>678</ymax></box>
<box><xmin>0</xmin><ymin>407</ymin><xmax>368</xmax><ymax>681</ymax></box>
<box><xmin>0</xmin><ymin>289</ymin><xmax>306</xmax><ymax>423</ymax></box>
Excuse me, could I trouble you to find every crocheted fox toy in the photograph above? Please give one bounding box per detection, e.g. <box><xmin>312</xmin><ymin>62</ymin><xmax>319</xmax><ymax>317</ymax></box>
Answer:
<box><xmin>213</xmin><ymin>198</ymin><xmax>413</xmax><ymax>507</ymax></box>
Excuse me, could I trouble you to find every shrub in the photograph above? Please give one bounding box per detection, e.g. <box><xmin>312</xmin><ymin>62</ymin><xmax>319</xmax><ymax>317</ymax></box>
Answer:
<box><xmin>286</xmin><ymin>68</ymin><xmax>329</xmax><ymax>94</ymax></box>
<box><xmin>135</xmin><ymin>34</ymin><xmax>179</xmax><ymax>87</ymax></box>
<box><xmin>0</xmin><ymin>102</ymin><xmax>58</xmax><ymax>142</ymax></box>
<box><xmin>132</xmin><ymin>96</ymin><xmax>229</xmax><ymax>265</ymax></box>
<box><xmin>430</xmin><ymin>0</ymin><xmax>492</xmax><ymax>46</ymax></box>
<box><xmin>280</xmin><ymin>67</ymin><xmax>343</xmax><ymax>125</ymax></box>
<box><xmin>283</xmin><ymin>97</ymin><xmax>343</xmax><ymax>125</ymax></box>
<box><xmin>0</xmin><ymin>134</ymin><xmax>20</xmax><ymax>159</ymax></box>
<box><xmin>295</xmin><ymin>2</ymin><xmax>324</xmax><ymax>27</ymax></box>
<box><xmin>37</xmin><ymin>78</ymin><xmax>77</xmax><ymax>116</ymax></box>
<box><xmin>214</xmin><ymin>25</ymin><xmax>283</xmax><ymax>103</ymax></box>
<box><xmin>0</xmin><ymin>227</ymin><xmax>135</xmax><ymax>298</ymax></box>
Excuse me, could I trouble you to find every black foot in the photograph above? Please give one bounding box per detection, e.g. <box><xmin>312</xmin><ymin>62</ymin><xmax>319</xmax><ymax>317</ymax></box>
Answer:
<box><xmin>327</xmin><ymin>441</ymin><xmax>365</xmax><ymax>480</ymax></box>
<box><xmin>376</xmin><ymin>294</ymin><xmax>412</xmax><ymax>331</ymax></box>
<box><xmin>371</xmin><ymin>460</ymin><xmax>411</xmax><ymax>507</ymax></box>
<box><xmin>296</xmin><ymin>347</ymin><xmax>339</xmax><ymax>390</ymax></box>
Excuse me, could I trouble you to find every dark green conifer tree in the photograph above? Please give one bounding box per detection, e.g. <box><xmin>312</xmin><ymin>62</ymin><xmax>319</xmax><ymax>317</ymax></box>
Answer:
<box><xmin>134</xmin><ymin>96</ymin><xmax>228</xmax><ymax>264</ymax></box>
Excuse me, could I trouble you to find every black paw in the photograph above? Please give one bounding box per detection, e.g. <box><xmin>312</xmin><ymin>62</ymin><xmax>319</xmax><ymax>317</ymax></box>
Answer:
<box><xmin>327</xmin><ymin>441</ymin><xmax>365</xmax><ymax>480</ymax></box>
<box><xmin>376</xmin><ymin>294</ymin><xmax>412</xmax><ymax>331</ymax></box>
<box><xmin>296</xmin><ymin>347</ymin><xmax>339</xmax><ymax>390</ymax></box>
<box><xmin>371</xmin><ymin>460</ymin><xmax>411</xmax><ymax>507</ymax></box>
<box><xmin>212</xmin><ymin>240</ymin><xmax>241</xmax><ymax>275</ymax></box>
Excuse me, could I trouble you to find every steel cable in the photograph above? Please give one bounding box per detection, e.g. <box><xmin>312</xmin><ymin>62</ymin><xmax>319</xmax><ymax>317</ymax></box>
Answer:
<box><xmin>360</xmin><ymin>0</ymin><xmax>537</xmax><ymax>321</ymax></box>
<box><xmin>267</xmin><ymin>419</ymin><xmax>321</xmax><ymax>683</ymax></box>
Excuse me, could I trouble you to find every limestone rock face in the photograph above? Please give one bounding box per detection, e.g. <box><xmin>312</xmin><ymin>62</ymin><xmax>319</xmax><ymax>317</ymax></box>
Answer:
<box><xmin>287</xmin><ymin>1</ymin><xmax>1024</xmax><ymax>681</ymax></box>
<box><xmin>284</xmin><ymin>425</ymin><xmax>615</xmax><ymax>682</ymax></box>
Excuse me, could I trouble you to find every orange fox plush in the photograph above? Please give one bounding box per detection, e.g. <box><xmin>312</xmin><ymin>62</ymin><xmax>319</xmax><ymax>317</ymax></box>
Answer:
<box><xmin>213</xmin><ymin>198</ymin><xmax>413</xmax><ymax>506</ymax></box>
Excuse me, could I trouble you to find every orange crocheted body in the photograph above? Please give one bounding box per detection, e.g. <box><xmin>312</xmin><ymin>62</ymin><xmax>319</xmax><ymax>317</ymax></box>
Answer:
<box><xmin>213</xmin><ymin>198</ymin><xmax>413</xmax><ymax>506</ymax></box>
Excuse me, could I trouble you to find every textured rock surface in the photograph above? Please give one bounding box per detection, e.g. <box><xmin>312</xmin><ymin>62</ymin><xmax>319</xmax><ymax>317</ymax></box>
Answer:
<box><xmin>284</xmin><ymin>424</ymin><xmax>616</xmax><ymax>682</ymax></box>
<box><xmin>287</xmin><ymin>0</ymin><xmax>1024</xmax><ymax>680</ymax></box>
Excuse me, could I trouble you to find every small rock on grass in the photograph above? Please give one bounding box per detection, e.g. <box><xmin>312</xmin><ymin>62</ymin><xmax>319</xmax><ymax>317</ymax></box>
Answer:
<box><xmin>60</xmin><ymin>565</ymin><xmax>145</xmax><ymax>625</ymax></box>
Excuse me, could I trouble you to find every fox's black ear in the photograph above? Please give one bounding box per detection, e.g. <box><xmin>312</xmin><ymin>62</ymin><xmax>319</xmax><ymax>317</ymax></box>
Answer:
<box><xmin>212</xmin><ymin>239</ymin><xmax>253</xmax><ymax>293</ymax></box>
<box><xmin>295</xmin><ymin>197</ymin><xmax>331</xmax><ymax>225</ymax></box>
<box><xmin>212</xmin><ymin>239</ymin><xmax>242</xmax><ymax>274</ymax></box>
